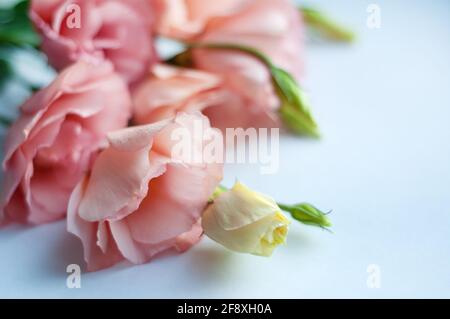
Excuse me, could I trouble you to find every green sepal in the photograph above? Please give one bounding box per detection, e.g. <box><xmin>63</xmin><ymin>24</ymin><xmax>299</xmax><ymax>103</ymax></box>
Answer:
<box><xmin>278</xmin><ymin>202</ymin><xmax>332</xmax><ymax>230</ymax></box>
<box><xmin>271</xmin><ymin>67</ymin><xmax>320</xmax><ymax>137</ymax></box>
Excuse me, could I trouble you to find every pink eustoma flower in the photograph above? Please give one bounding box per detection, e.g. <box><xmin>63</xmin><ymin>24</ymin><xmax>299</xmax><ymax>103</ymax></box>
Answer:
<box><xmin>0</xmin><ymin>60</ymin><xmax>131</xmax><ymax>225</ymax></box>
<box><xmin>153</xmin><ymin>0</ymin><xmax>250</xmax><ymax>39</ymax></box>
<box><xmin>132</xmin><ymin>64</ymin><xmax>225</xmax><ymax>125</ymax></box>
<box><xmin>30</xmin><ymin>0</ymin><xmax>158</xmax><ymax>85</ymax></box>
<box><xmin>192</xmin><ymin>0</ymin><xmax>304</xmax><ymax>78</ymax></box>
<box><xmin>132</xmin><ymin>63</ymin><xmax>280</xmax><ymax>130</ymax></box>
<box><xmin>150</xmin><ymin>0</ymin><xmax>304</xmax><ymax>130</ymax></box>
<box><xmin>67</xmin><ymin>112</ymin><xmax>223</xmax><ymax>271</ymax></box>
<box><xmin>191</xmin><ymin>0</ymin><xmax>304</xmax><ymax>129</ymax></box>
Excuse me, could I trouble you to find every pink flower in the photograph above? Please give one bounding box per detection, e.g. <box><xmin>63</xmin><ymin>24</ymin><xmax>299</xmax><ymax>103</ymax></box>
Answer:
<box><xmin>191</xmin><ymin>0</ymin><xmax>304</xmax><ymax>129</ymax></box>
<box><xmin>30</xmin><ymin>0</ymin><xmax>158</xmax><ymax>85</ymax></box>
<box><xmin>153</xmin><ymin>0</ymin><xmax>250</xmax><ymax>39</ymax></box>
<box><xmin>67</xmin><ymin>113</ymin><xmax>223</xmax><ymax>271</ymax></box>
<box><xmin>0</xmin><ymin>61</ymin><xmax>131</xmax><ymax>225</ymax></box>
<box><xmin>193</xmin><ymin>0</ymin><xmax>304</xmax><ymax>78</ymax></box>
<box><xmin>132</xmin><ymin>64</ymin><xmax>225</xmax><ymax>125</ymax></box>
<box><xmin>133</xmin><ymin>64</ymin><xmax>281</xmax><ymax>130</ymax></box>
<box><xmin>155</xmin><ymin>0</ymin><xmax>303</xmax><ymax>76</ymax></box>
<box><xmin>148</xmin><ymin>0</ymin><xmax>304</xmax><ymax>130</ymax></box>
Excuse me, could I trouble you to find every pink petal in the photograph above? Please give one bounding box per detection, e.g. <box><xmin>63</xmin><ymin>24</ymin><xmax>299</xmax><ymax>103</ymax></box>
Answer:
<box><xmin>198</xmin><ymin>0</ymin><xmax>304</xmax><ymax>79</ymax></box>
<box><xmin>155</xmin><ymin>0</ymin><xmax>248</xmax><ymax>39</ymax></box>
<box><xmin>107</xmin><ymin>121</ymin><xmax>170</xmax><ymax>152</ymax></box>
<box><xmin>1</xmin><ymin>188</ymin><xmax>29</xmax><ymax>224</ymax></box>
<box><xmin>78</xmin><ymin>139</ymin><xmax>166</xmax><ymax>222</ymax></box>
<box><xmin>132</xmin><ymin>64</ymin><xmax>224</xmax><ymax>124</ymax></box>
<box><xmin>126</xmin><ymin>160</ymin><xmax>221</xmax><ymax>244</ymax></box>
<box><xmin>108</xmin><ymin>219</ymin><xmax>147</xmax><ymax>264</ymax></box>
<box><xmin>67</xmin><ymin>176</ymin><xmax>124</xmax><ymax>271</ymax></box>
<box><xmin>175</xmin><ymin>219</ymin><xmax>204</xmax><ymax>252</ymax></box>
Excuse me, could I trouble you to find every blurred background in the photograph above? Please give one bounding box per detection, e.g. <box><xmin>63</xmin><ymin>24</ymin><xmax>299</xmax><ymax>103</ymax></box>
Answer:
<box><xmin>0</xmin><ymin>0</ymin><xmax>449</xmax><ymax>298</ymax></box>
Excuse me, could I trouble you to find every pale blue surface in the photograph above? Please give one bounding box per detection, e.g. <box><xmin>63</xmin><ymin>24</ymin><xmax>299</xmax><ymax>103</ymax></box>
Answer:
<box><xmin>0</xmin><ymin>0</ymin><xmax>449</xmax><ymax>298</ymax></box>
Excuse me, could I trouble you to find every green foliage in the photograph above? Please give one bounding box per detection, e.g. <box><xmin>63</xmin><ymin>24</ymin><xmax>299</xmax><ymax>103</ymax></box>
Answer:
<box><xmin>0</xmin><ymin>0</ymin><xmax>40</xmax><ymax>47</ymax></box>
<box><xmin>0</xmin><ymin>1</ymin><xmax>54</xmax><ymax>125</ymax></box>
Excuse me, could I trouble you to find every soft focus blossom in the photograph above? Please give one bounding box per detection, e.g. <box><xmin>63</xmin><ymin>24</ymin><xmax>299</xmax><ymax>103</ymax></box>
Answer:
<box><xmin>67</xmin><ymin>112</ymin><xmax>223</xmax><ymax>271</ymax></box>
<box><xmin>132</xmin><ymin>64</ymin><xmax>225</xmax><ymax>125</ymax></box>
<box><xmin>192</xmin><ymin>0</ymin><xmax>304</xmax><ymax>129</ymax></box>
<box><xmin>153</xmin><ymin>0</ymin><xmax>250</xmax><ymax>39</ymax></box>
<box><xmin>154</xmin><ymin>0</ymin><xmax>304</xmax><ymax>81</ymax></box>
<box><xmin>202</xmin><ymin>182</ymin><xmax>290</xmax><ymax>256</ymax></box>
<box><xmin>192</xmin><ymin>0</ymin><xmax>304</xmax><ymax>78</ymax></box>
<box><xmin>30</xmin><ymin>0</ymin><xmax>158</xmax><ymax>85</ymax></box>
<box><xmin>152</xmin><ymin>0</ymin><xmax>304</xmax><ymax>130</ymax></box>
<box><xmin>132</xmin><ymin>63</ymin><xmax>280</xmax><ymax>131</ymax></box>
<box><xmin>0</xmin><ymin>60</ymin><xmax>131</xmax><ymax>225</ymax></box>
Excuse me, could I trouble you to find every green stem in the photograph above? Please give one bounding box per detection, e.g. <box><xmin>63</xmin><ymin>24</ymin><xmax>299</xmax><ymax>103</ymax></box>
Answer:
<box><xmin>186</xmin><ymin>42</ymin><xmax>274</xmax><ymax>67</ymax></box>
<box><xmin>301</xmin><ymin>6</ymin><xmax>355</xmax><ymax>43</ymax></box>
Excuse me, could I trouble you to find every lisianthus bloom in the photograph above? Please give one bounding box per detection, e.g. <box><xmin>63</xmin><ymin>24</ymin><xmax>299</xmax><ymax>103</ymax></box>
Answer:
<box><xmin>153</xmin><ymin>0</ymin><xmax>250</xmax><ymax>40</ymax></box>
<box><xmin>30</xmin><ymin>0</ymin><xmax>158</xmax><ymax>85</ymax></box>
<box><xmin>155</xmin><ymin>0</ymin><xmax>303</xmax><ymax>77</ymax></box>
<box><xmin>154</xmin><ymin>0</ymin><xmax>305</xmax><ymax>130</ymax></box>
<box><xmin>191</xmin><ymin>0</ymin><xmax>304</xmax><ymax>79</ymax></box>
<box><xmin>67</xmin><ymin>112</ymin><xmax>223</xmax><ymax>271</ymax></box>
<box><xmin>132</xmin><ymin>64</ymin><xmax>225</xmax><ymax>125</ymax></box>
<box><xmin>191</xmin><ymin>0</ymin><xmax>304</xmax><ymax>130</ymax></box>
<box><xmin>132</xmin><ymin>63</ymin><xmax>283</xmax><ymax>131</ymax></box>
<box><xmin>0</xmin><ymin>60</ymin><xmax>131</xmax><ymax>225</ymax></box>
<box><xmin>202</xmin><ymin>182</ymin><xmax>290</xmax><ymax>256</ymax></box>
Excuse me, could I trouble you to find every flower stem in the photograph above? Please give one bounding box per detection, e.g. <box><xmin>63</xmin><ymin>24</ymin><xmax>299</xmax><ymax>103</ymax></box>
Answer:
<box><xmin>301</xmin><ymin>6</ymin><xmax>355</xmax><ymax>43</ymax></box>
<box><xmin>186</xmin><ymin>42</ymin><xmax>274</xmax><ymax>67</ymax></box>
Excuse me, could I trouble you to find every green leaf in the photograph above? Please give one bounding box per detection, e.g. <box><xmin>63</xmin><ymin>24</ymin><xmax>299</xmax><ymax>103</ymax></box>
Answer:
<box><xmin>0</xmin><ymin>112</ymin><xmax>13</xmax><ymax>126</ymax></box>
<box><xmin>0</xmin><ymin>56</ymin><xmax>12</xmax><ymax>79</ymax></box>
<box><xmin>278</xmin><ymin>202</ymin><xmax>332</xmax><ymax>229</ymax></box>
<box><xmin>0</xmin><ymin>0</ymin><xmax>40</xmax><ymax>47</ymax></box>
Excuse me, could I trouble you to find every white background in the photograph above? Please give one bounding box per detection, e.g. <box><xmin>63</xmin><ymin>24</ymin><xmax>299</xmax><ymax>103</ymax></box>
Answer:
<box><xmin>0</xmin><ymin>0</ymin><xmax>449</xmax><ymax>298</ymax></box>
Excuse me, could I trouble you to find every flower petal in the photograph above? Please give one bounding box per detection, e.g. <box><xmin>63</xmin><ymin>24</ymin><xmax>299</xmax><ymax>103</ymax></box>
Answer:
<box><xmin>67</xmin><ymin>176</ymin><xmax>124</xmax><ymax>271</ymax></box>
<box><xmin>78</xmin><ymin>146</ymin><xmax>166</xmax><ymax>222</ymax></box>
<box><xmin>126</xmin><ymin>162</ymin><xmax>218</xmax><ymax>244</ymax></box>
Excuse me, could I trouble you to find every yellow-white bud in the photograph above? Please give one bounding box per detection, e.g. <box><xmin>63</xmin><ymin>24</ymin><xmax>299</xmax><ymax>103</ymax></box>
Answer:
<box><xmin>202</xmin><ymin>182</ymin><xmax>290</xmax><ymax>257</ymax></box>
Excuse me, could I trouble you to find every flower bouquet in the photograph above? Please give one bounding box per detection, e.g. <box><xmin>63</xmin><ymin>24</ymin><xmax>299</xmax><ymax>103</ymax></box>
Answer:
<box><xmin>0</xmin><ymin>0</ymin><xmax>353</xmax><ymax>271</ymax></box>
